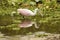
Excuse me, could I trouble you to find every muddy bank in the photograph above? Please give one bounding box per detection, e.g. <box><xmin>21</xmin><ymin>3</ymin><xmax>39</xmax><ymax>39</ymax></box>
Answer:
<box><xmin>0</xmin><ymin>32</ymin><xmax>60</xmax><ymax>40</ymax></box>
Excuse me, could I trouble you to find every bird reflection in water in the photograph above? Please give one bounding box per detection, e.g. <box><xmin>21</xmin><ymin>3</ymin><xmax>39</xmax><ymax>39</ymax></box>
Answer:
<box><xmin>18</xmin><ymin>19</ymin><xmax>39</xmax><ymax>28</ymax></box>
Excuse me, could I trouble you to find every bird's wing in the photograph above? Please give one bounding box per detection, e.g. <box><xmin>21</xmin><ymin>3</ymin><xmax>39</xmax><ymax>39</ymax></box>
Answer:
<box><xmin>21</xmin><ymin>9</ymin><xmax>34</xmax><ymax>16</ymax></box>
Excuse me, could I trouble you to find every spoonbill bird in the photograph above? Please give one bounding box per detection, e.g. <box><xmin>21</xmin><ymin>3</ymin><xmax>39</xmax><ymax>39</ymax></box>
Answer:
<box><xmin>17</xmin><ymin>8</ymin><xmax>38</xmax><ymax>16</ymax></box>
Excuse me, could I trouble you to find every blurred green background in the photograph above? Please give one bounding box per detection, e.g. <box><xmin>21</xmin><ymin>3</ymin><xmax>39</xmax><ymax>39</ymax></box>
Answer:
<box><xmin>0</xmin><ymin>0</ymin><xmax>60</xmax><ymax>35</ymax></box>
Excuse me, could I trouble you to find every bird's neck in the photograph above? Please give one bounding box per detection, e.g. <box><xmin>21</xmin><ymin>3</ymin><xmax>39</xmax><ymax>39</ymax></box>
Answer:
<box><xmin>34</xmin><ymin>8</ymin><xmax>38</xmax><ymax>15</ymax></box>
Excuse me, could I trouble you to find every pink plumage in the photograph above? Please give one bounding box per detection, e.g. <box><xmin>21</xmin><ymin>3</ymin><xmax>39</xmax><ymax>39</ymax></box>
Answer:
<box><xmin>17</xmin><ymin>8</ymin><xmax>38</xmax><ymax>16</ymax></box>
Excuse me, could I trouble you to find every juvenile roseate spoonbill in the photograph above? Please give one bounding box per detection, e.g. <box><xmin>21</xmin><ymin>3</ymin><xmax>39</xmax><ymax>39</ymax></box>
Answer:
<box><xmin>17</xmin><ymin>8</ymin><xmax>38</xmax><ymax>16</ymax></box>
<box><xmin>18</xmin><ymin>19</ymin><xmax>39</xmax><ymax>28</ymax></box>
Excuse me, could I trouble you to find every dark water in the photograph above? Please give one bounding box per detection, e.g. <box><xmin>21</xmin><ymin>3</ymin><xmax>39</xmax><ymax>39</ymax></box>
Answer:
<box><xmin>0</xmin><ymin>15</ymin><xmax>60</xmax><ymax>36</ymax></box>
<box><xmin>0</xmin><ymin>14</ymin><xmax>60</xmax><ymax>40</ymax></box>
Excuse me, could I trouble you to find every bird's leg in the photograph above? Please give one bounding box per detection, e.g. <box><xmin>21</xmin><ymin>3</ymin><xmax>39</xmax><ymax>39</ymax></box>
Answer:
<box><xmin>22</xmin><ymin>16</ymin><xmax>25</xmax><ymax>19</ymax></box>
<box><xmin>22</xmin><ymin>16</ymin><xmax>25</xmax><ymax>20</ymax></box>
<box><xmin>22</xmin><ymin>16</ymin><xmax>28</xmax><ymax>20</ymax></box>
